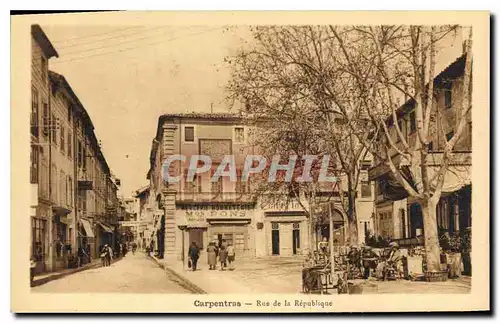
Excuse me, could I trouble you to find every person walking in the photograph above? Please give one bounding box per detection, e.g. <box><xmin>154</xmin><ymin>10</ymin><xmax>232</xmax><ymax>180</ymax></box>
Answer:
<box><xmin>218</xmin><ymin>243</ymin><xmax>228</xmax><ymax>271</ymax></box>
<box><xmin>188</xmin><ymin>242</ymin><xmax>200</xmax><ymax>271</ymax></box>
<box><xmin>107</xmin><ymin>245</ymin><xmax>114</xmax><ymax>266</ymax></box>
<box><xmin>100</xmin><ymin>245</ymin><xmax>108</xmax><ymax>267</ymax></box>
<box><xmin>227</xmin><ymin>242</ymin><xmax>235</xmax><ymax>270</ymax></box>
<box><xmin>206</xmin><ymin>242</ymin><xmax>217</xmax><ymax>270</ymax></box>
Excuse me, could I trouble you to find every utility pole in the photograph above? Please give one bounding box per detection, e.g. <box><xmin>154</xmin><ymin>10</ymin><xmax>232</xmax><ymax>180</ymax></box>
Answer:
<box><xmin>328</xmin><ymin>203</ymin><xmax>336</xmax><ymax>284</ymax></box>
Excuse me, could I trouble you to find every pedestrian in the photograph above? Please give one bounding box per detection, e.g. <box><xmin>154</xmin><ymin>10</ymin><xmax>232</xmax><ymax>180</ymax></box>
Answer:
<box><xmin>107</xmin><ymin>245</ymin><xmax>114</xmax><ymax>266</ymax></box>
<box><xmin>221</xmin><ymin>239</ymin><xmax>228</xmax><ymax>268</ymax></box>
<box><xmin>227</xmin><ymin>242</ymin><xmax>235</xmax><ymax>270</ymax></box>
<box><xmin>188</xmin><ymin>242</ymin><xmax>200</xmax><ymax>271</ymax></box>
<box><xmin>218</xmin><ymin>243</ymin><xmax>228</xmax><ymax>271</ymax></box>
<box><xmin>206</xmin><ymin>242</ymin><xmax>217</xmax><ymax>270</ymax></box>
<box><xmin>100</xmin><ymin>245</ymin><xmax>108</xmax><ymax>267</ymax></box>
<box><xmin>30</xmin><ymin>256</ymin><xmax>36</xmax><ymax>286</ymax></box>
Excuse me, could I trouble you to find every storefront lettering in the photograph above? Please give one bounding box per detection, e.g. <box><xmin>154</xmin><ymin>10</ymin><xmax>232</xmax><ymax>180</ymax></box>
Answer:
<box><xmin>184</xmin><ymin>206</ymin><xmax>248</xmax><ymax>222</ymax></box>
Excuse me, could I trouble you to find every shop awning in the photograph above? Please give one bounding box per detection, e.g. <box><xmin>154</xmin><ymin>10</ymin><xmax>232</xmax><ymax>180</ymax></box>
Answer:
<box><xmin>427</xmin><ymin>164</ymin><xmax>471</xmax><ymax>193</ymax></box>
<box><xmin>206</xmin><ymin>219</ymin><xmax>251</xmax><ymax>225</ymax></box>
<box><xmin>99</xmin><ymin>222</ymin><xmax>113</xmax><ymax>234</ymax></box>
<box><xmin>80</xmin><ymin>219</ymin><xmax>95</xmax><ymax>238</ymax></box>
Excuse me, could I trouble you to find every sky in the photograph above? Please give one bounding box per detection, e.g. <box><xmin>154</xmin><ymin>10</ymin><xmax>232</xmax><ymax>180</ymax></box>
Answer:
<box><xmin>43</xmin><ymin>25</ymin><xmax>251</xmax><ymax>197</ymax></box>
<box><xmin>41</xmin><ymin>24</ymin><xmax>465</xmax><ymax>198</ymax></box>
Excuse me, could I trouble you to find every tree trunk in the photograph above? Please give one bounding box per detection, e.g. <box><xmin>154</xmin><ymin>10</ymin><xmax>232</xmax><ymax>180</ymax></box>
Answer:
<box><xmin>421</xmin><ymin>199</ymin><xmax>441</xmax><ymax>272</ymax></box>
<box><xmin>347</xmin><ymin>190</ymin><xmax>359</xmax><ymax>246</ymax></box>
<box><xmin>308</xmin><ymin>202</ymin><xmax>316</xmax><ymax>253</ymax></box>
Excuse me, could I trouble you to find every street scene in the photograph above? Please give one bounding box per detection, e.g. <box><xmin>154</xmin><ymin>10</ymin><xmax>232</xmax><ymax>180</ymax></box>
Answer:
<box><xmin>29</xmin><ymin>19</ymin><xmax>474</xmax><ymax>295</ymax></box>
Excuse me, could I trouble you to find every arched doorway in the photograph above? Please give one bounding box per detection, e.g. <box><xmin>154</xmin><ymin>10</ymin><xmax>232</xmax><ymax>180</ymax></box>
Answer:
<box><xmin>315</xmin><ymin>207</ymin><xmax>346</xmax><ymax>250</ymax></box>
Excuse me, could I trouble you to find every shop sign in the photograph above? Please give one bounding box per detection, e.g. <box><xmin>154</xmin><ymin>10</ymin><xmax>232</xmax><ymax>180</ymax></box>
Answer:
<box><xmin>184</xmin><ymin>205</ymin><xmax>249</xmax><ymax>222</ymax></box>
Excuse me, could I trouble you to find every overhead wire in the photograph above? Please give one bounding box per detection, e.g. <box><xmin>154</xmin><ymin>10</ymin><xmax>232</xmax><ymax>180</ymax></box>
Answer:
<box><xmin>51</xmin><ymin>26</ymin><xmax>227</xmax><ymax>65</ymax></box>
<box><xmin>55</xmin><ymin>25</ymin><xmax>192</xmax><ymax>50</ymax></box>
<box><xmin>57</xmin><ymin>25</ymin><xmax>201</xmax><ymax>57</ymax></box>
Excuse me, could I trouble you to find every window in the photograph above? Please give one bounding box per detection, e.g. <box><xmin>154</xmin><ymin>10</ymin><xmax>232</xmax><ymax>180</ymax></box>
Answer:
<box><xmin>67</xmin><ymin>132</ymin><xmax>72</xmax><ymax>159</ymax></box>
<box><xmin>31</xmin><ymin>87</ymin><xmax>39</xmax><ymax>137</ymax></box>
<box><xmin>410</xmin><ymin>111</ymin><xmax>416</xmax><ymax>133</ymax></box>
<box><xmin>82</xmin><ymin>148</ymin><xmax>87</xmax><ymax>170</ymax></box>
<box><xmin>32</xmin><ymin>218</ymin><xmax>47</xmax><ymax>261</ymax></box>
<box><xmin>234</xmin><ymin>127</ymin><xmax>245</xmax><ymax>144</ymax></box>
<box><xmin>30</xmin><ymin>145</ymin><xmax>39</xmax><ymax>184</ymax></box>
<box><xmin>211</xmin><ymin>176</ymin><xmax>222</xmax><ymax>195</ymax></box>
<box><xmin>184</xmin><ymin>173</ymin><xmax>199</xmax><ymax>194</ymax></box>
<box><xmin>51</xmin><ymin>113</ymin><xmax>57</xmax><ymax>146</ymax></box>
<box><xmin>42</xmin><ymin>103</ymin><xmax>49</xmax><ymax>137</ymax></box>
<box><xmin>60</xmin><ymin>125</ymin><xmax>65</xmax><ymax>154</ymax></box>
<box><xmin>41</xmin><ymin>56</ymin><xmax>48</xmax><ymax>82</ymax></box>
<box><xmin>361</xmin><ymin>180</ymin><xmax>372</xmax><ymax>198</ymax></box>
<box><xmin>397</xmin><ymin>119</ymin><xmax>406</xmax><ymax>141</ymax></box>
<box><xmin>427</xmin><ymin>141</ymin><xmax>434</xmax><ymax>151</ymax></box>
<box><xmin>360</xmin><ymin>160</ymin><xmax>371</xmax><ymax>170</ymax></box>
<box><xmin>68</xmin><ymin>176</ymin><xmax>73</xmax><ymax>207</ymax></box>
<box><xmin>445</xmin><ymin>82</ymin><xmax>453</xmax><ymax>109</ymax></box>
<box><xmin>236</xmin><ymin>169</ymin><xmax>248</xmax><ymax>194</ymax></box>
<box><xmin>184</xmin><ymin>126</ymin><xmax>194</xmax><ymax>142</ymax></box>
<box><xmin>77</xmin><ymin>140</ymin><xmax>82</xmax><ymax>167</ymax></box>
<box><xmin>67</xmin><ymin>105</ymin><xmax>72</xmax><ymax>123</ymax></box>
<box><xmin>272</xmin><ymin>223</ymin><xmax>279</xmax><ymax>230</ymax></box>
<box><xmin>446</xmin><ymin>131</ymin><xmax>454</xmax><ymax>142</ymax></box>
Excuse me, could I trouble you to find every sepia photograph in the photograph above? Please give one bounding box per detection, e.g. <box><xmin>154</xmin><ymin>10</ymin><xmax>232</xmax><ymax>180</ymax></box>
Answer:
<box><xmin>10</xmin><ymin>11</ymin><xmax>490</xmax><ymax>313</ymax></box>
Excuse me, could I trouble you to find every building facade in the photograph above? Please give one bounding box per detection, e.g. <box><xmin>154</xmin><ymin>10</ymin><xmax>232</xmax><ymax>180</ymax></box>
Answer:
<box><xmin>146</xmin><ymin>113</ymin><xmax>376</xmax><ymax>262</ymax></box>
<box><xmin>30</xmin><ymin>25</ymin><xmax>119</xmax><ymax>273</ymax></box>
<box><xmin>368</xmin><ymin>54</ymin><xmax>472</xmax><ymax>246</ymax></box>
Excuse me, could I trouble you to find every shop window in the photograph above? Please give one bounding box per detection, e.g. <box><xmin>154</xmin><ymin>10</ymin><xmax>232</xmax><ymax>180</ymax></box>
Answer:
<box><xmin>184</xmin><ymin>126</ymin><xmax>195</xmax><ymax>142</ymax></box>
<box><xmin>31</xmin><ymin>86</ymin><xmax>39</xmax><ymax>138</ymax></box>
<box><xmin>32</xmin><ymin>218</ymin><xmax>47</xmax><ymax>262</ymax></box>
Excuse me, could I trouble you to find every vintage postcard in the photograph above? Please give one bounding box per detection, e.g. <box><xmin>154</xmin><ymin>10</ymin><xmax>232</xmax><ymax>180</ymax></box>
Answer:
<box><xmin>11</xmin><ymin>11</ymin><xmax>490</xmax><ymax>313</ymax></box>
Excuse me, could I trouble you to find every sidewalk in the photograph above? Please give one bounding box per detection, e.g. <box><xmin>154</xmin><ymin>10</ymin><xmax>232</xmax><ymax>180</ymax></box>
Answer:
<box><xmin>154</xmin><ymin>255</ymin><xmax>304</xmax><ymax>293</ymax></box>
<box><xmin>31</xmin><ymin>256</ymin><xmax>123</xmax><ymax>287</ymax></box>
<box><xmin>152</xmin><ymin>255</ymin><xmax>472</xmax><ymax>294</ymax></box>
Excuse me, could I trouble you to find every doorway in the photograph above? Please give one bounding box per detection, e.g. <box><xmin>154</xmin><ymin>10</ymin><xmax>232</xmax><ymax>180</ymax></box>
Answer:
<box><xmin>271</xmin><ymin>223</ymin><xmax>280</xmax><ymax>255</ymax></box>
<box><xmin>292</xmin><ymin>223</ymin><xmax>300</xmax><ymax>255</ymax></box>
<box><xmin>189</xmin><ymin>229</ymin><xmax>204</xmax><ymax>249</ymax></box>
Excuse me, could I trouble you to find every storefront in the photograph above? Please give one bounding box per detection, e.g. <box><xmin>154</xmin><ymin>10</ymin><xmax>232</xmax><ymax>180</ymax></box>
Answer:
<box><xmin>176</xmin><ymin>202</ymin><xmax>255</xmax><ymax>259</ymax></box>
<box><xmin>31</xmin><ymin>216</ymin><xmax>48</xmax><ymax>274</ymax></box>
<box><xmin>78</xmin><ymin>218</ymin><xmax>95</xmax><ymax>261</ymax></box>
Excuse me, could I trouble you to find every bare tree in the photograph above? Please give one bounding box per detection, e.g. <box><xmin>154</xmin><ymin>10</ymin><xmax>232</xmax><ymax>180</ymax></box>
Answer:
<box><xmin>327</xmin><ymin>25</ymin><xmax>473</xmax><ymax>272</ymax></box>
<box><xmin>226</xmin><ymin>26</ymin><xmax>372</xmax><ymax>248</ymax></box>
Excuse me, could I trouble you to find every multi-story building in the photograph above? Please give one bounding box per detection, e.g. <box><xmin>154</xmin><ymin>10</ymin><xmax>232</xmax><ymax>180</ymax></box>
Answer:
<box><xmin>368</xmin><ymin>54</ymin><xmax>472</xmax><ymax>245</ymax></box>
<box><xmin>30</xmin><ymin>24</ymin><xmax>59</xmax><ymax>274</ymax></box>
<box><xmin>145</xmin><ymin>113</ymin><xmax>376</xmax><ymax>262</ymax></box>
<box><xmin>30</xmin><ymin>25</ymin><xmax>120</xmax><ymax>273</ymax></box>
<box><xmin>136</xmin><ymin>185</ymin><xmax>153</xmax><ymax>249</ymax></box>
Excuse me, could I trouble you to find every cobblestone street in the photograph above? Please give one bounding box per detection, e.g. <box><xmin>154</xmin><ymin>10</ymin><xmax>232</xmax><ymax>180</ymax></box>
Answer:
<box><xmin>32</xmin><ymin>253</ymin><xmax>195</xmax><ymax>293</ymax></box>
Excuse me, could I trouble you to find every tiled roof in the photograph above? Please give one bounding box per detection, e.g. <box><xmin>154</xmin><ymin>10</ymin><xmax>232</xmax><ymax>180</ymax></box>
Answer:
<box><xmin>160</xmin><ymin>112</ymin><xmax>242</xmax><ymax>120</ymax></box>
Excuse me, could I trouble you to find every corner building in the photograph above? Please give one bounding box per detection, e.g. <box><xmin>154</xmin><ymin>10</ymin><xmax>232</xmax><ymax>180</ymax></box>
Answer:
<box><xmin>146</xmin><ymin>113</ymin><xmax>375</xmax><ymax>261</ymax></box>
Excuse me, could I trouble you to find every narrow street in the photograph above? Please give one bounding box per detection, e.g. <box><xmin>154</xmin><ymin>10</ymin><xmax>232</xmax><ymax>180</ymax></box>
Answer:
<box><xmin>32</xmin><ymin>253</ymin><xmax>196</xmax><ymax>294</ymax></box>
